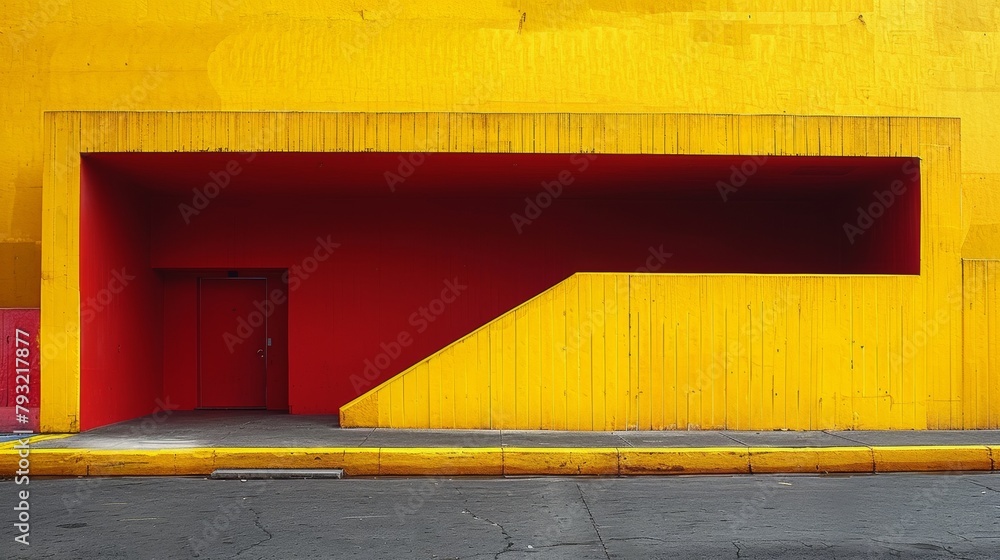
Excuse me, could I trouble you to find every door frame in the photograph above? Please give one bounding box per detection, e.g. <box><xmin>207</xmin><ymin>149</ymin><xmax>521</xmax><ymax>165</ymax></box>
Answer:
<box><xmin>197</xmin><ymin>276</ymin><xmax>269</xmax><ymax>409</ymax></box>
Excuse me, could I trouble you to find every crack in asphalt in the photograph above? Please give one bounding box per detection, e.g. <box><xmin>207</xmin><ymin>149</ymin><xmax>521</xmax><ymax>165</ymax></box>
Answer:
<box><xmin>461</xmin><ymin>508</ymin><xmax>513</xmax><ymax>559</ymax></box>
<box><xmin>234</xmin><ymin>507</ymin><xmax>273</xmax><ymax>558</ymax></box>
<box><xmin>967</xmin><ymin>479</ymin><xmax>1000</xmax><ymax>493</ymax></box>
<box><xmin>577</xmin><ymin>483</ymin><xmax>611</xmax><ymax>560</ymax></box>
<box><xmin>732</xmin><ymin>540</ymin><xmax>742</xmax><ymax>558</ymax></box>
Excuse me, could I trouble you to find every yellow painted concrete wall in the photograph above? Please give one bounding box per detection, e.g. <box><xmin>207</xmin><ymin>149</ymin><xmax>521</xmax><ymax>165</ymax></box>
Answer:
<box><xmin>341</xmin><ymin>271</ymin><xmax>969</xmax><ymax>430</ymax></box>
<box><xmin>6</xmin><ymin>1</ymin><xmax>998</xmax><ymax>430</ymax></box>
<box><xmin>3</xmin><ymin>0</ymin><xmax>999</xmax><ymax>291</ymax></box>
<box><xmin>963</xmin><ymin>259</ymin><xmax>1000</xmax><ymax>429</ymax></box>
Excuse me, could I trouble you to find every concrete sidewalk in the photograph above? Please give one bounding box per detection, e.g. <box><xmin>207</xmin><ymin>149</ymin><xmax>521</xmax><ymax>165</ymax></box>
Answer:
<box><xmin>3</xmin><ymin>411</ymin><xmax>999</xmax><ymax>476</ymax></box>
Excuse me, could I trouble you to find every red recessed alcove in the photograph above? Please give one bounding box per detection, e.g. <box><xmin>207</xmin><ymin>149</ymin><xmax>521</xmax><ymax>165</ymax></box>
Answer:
<box><xmin>78</xmin><ymin>152</ymin><xmax>920</xmax><ymax>429</ymax></box>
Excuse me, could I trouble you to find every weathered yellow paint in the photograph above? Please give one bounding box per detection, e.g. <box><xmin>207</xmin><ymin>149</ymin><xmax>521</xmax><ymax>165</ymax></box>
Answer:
<box><xmin>40</xmin><ymin>112</ymin><xmax>83</xmax><ymax>433</ymax></box>
<box><xmin>40</xmin><ymin>112</ymin><xmax>967</xmax><ymax>431</ymax></box>
<box><xmin>618</xmin><ymin>448</ymin><xmax>750</xmax><ymax>475</ymax></box>
<box><xmin>502</xmin><ymin>448</ymin><xmax>619</xmax><ymax>476</ymax></box>
<box><xmin>872</xmin><ymin>445</ymin><xmax>994</xmax><ymax>472</ymax></box>
<box><xmin>748</xmin><ymin>447</ymin><xmax>875</xmax><ymax>474</ymax></box>
<box><xmin>378</xmin><ymin>448</ymin><xmax>504</xmax><ymax>476</ymax></box>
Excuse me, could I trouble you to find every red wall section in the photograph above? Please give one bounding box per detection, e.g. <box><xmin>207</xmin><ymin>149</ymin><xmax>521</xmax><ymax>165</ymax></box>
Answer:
<box><xmin>79</xmin><ymin>162</ymin><xmax>165</xmax><ymax>430</ymax></box>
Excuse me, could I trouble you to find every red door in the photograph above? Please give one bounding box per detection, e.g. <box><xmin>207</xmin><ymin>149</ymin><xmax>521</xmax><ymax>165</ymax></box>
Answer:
<box><xmin>199</xmin><ymin>278</ymin><xmax>268</xmax><ymax>408</ymax></box>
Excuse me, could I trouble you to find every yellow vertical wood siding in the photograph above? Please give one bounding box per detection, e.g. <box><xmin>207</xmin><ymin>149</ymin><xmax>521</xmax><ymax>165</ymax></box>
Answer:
<box><xmin>342</xmin><ymin>270</ymin><xmax>976</xmax><ymax>430</ymax></box>
<box><xmin>963</xmin><ymin>259</ymin><xmax>1000</xmax><ymax>429</ymax></box>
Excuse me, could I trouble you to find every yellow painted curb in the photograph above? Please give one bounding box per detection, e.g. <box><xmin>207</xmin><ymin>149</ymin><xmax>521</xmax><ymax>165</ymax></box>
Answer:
<box><xmin>619</xmin><ymin>448</ymin><xmax>749</xmax><ymax>475</ymax></box>
<box><xmin>2</xmin><ymin>449</ymin><xmax>89</xmax><ymax>476</ymax></box>
<box><xmin>502</xmin><ymin>448</ymin><xmax>619</xmax><ymax>475</ymax></box>
<box><xmin>2</xmin><ymin>445</ymin><xmax>999</xmax><ymax>477</ymax></box>
<box><xmin>379</xmin><ymin>448</ymin><xmax>503</xmax><ymax>476</ymax></box>
<box><xmin>749</xmin><ymin>447</ymin><xmax>874</xmax><ymax>474</ymax></box>
<box><xmin>873</xmin><ymin>445</ymin><xmax>994</xmax><ymax>472</ymax></box>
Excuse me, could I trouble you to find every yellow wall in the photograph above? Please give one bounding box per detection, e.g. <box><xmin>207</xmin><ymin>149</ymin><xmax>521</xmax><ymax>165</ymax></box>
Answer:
<box><xmin>340</xmin><ymin>267</ymin><xmax>967</xmax><ymax>430</ymax></box>
<box><xmin>963</xmin><ymin>259</ymin><xmax>1000</xmax><ymax>428</ymax></box>
<box><xmin>7</xmin><ymin>1</ymin><xmax>998</xmax><ymax>430</ymax></box>
<box><xmin>3</xmin><ymin>0</ymin><xmax>1000</xmax><ymax>287</ymax></box>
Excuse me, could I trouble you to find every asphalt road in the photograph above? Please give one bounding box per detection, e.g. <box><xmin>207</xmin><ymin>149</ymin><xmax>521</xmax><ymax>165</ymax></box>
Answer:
<box><xmin>1</xmin><ymin>474</ymin><xmax>998</xmax><ymax>559</ymax></box>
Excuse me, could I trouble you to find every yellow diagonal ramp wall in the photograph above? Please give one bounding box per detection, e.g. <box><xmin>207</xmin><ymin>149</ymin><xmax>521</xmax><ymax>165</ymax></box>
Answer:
<box><xmin>341</xmin><ymin>271</ymin><xmax>970</xmax><ymax>431</ymax></box>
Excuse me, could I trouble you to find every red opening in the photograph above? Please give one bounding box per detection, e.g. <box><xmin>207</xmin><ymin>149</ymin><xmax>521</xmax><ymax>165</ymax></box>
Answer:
<box><xmin>78</xmin><ymin>152</ymin><xmax>920</xmax><ymax>429</ymax></box>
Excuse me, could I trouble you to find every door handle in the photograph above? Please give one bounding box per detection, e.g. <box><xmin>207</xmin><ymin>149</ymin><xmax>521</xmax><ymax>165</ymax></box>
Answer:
<box><xmin>257</xmin><ymin>349</ymin><xmax>265</xmax><ymax>358</ymax></box>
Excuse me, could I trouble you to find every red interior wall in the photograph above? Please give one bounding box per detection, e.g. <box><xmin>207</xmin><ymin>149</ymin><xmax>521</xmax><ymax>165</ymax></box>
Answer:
<box><xmin>149</xmin><ymin>193</ymin><xmax>879</xmax><ymax>414</ymax></box>
<box><xmin>79</xmin><ymin>163</ymin><xmax>164</xmax><ymax>430</ymax></box>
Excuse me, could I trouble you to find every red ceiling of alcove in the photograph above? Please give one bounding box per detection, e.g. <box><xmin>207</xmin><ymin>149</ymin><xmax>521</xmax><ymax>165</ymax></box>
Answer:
<box><xmin>83</xmin><ymin>152</ymin><xmax>907</xmax><ymax>198</ymax></box>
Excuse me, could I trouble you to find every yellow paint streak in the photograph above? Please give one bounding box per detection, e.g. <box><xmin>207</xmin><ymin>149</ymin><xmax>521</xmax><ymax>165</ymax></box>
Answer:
<box><xmin>0</xmin><ymin>434</ymin><xmax>71</xmax><ymax>449</ymax></box>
